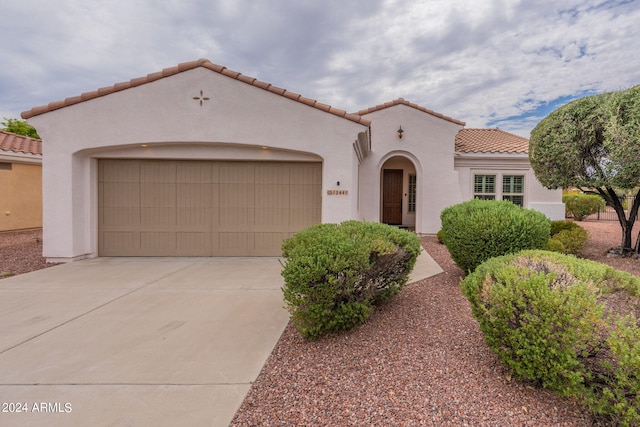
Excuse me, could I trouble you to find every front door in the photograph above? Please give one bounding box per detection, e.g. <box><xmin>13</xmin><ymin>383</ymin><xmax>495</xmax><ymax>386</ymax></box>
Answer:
<box><xmin>382</xmin><ymin>169</ymin><xmax>403</xmax><ymax>225</ymax></box>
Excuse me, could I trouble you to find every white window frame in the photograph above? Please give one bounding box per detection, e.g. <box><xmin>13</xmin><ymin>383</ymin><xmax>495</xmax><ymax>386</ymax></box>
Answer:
<box><xmin>472</xmin><ymin>171</ymin><xmax>527</xmax><ymax>207</ymax></box>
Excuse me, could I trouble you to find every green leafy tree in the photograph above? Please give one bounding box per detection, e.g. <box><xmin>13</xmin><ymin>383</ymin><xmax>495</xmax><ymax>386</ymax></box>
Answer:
<box><xmin>529</xmin><ymin>85</ymin><xmax>640</xmax><ymax>253</ymax></box>
<box><xmin>1</xmin><ymin>117</ymin><xmax>40</xmax><ymax>139</ymax></box>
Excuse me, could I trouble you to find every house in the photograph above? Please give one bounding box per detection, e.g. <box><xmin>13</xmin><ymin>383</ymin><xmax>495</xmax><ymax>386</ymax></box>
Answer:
<box><xmin>0</xmin><ymin>130</ymin><xmax>42</xmax><ymax>232</ymax></box>
<box><xmin>22</xmin><ymin>59</ymin><xmax>563</xmax><ymax>262</ymax></box>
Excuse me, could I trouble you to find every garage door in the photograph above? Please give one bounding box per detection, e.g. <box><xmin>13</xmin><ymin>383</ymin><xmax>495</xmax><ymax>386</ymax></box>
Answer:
<box><xmin>98</xmin><ymin>159</ymin><xmax>322</xmax><ymax>256</ymax></box>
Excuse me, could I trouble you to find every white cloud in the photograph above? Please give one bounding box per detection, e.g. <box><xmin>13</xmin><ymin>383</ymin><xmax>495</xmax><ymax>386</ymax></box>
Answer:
<box><xmin>1</xmin><ymin>0</ymin><xmax>639</xmax><ymax>137</ymax></box>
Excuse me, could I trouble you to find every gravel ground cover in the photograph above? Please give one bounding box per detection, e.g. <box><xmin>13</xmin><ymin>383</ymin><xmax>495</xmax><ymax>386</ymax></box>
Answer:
<box><xmin>0</xmin><ymin>229</ymin><xmax>58</xmax><ymax>278</ymax></box>
<box><xmin>1</xmin><ymin>221</ymin><xmax>638</xmax><ymax>425</ymax></box>
<box><xmin>231</xmin><ymin>220</ymin><xmax>639</xmax><ymax>427</ymax></box>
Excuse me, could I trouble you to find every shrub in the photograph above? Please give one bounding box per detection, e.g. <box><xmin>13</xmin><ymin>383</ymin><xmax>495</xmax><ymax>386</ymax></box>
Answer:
<box><xmin>547</xmin><ymin>220</ymin><xmax>589</xmax><ymax>255</ymax></box>
<box><xmin>281</xmin><ymin>221</ymin><xmax>421</xmax><ymax>340</ymax></box>
<box><xmin>440</xmin><ymin>199</ymin><xmax>551</xmax><ymax>273</ymax></box>
<box><xmin>462</xmin><ymin>250</ymin><xmax>640</xmax><ymax>425</ymax></box>
<box><xmin>563</xmin><ymin>194</ymin><xmax>605</xmax><ymax>221</ymax></box>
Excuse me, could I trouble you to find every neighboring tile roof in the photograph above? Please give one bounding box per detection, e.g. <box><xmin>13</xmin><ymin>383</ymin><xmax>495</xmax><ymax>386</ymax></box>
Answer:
<box><xmin>354</xmin><ymin>98</ymin><xmax>466</xmax><ymax>126</ymax></box>
<box><xmin>0</xmin><ymin>130</ymin><xmax>42</xmax><ymax>155</ymax></box>
<box><xmin>21</xmin><ymin>59</ymin><xmax>371</xmax><ymax>127</ymax></box>
<box><xmin>455</xmin><ymin>128</ymin><xmax>529</xmax><ymax>154</ymax></box>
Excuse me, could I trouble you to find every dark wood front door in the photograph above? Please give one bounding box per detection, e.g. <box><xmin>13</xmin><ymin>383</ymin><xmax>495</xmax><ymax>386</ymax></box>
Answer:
<box><xmin>382</xmin><ymin>169</ymin><xmax>403</xmax><ymax>225</ymax></box>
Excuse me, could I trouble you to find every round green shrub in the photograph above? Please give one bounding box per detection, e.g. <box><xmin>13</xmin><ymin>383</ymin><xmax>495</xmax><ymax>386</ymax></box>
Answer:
<box><xmin>281</xmin><ymin>221</ymin><xmax>421</xmax><ymax>340</ymax></box>
<box><xmin>547</xmin><ymin>220</ymin><xmax>589</xmax><ymax>255</ymax></box>
<box><xmin>440</xmin><ymin>199</ymin><xmax>551</xmax><ymax>273</ymax></box>
<box><xmin>462</xmin><ymin>250</ymin><xmax>640</xmax><ymax>425</ymax></box>
<box><xmin>562</xmin><ymin>194</ymin><xmax>605</xmax><ymax>221</ymax></box>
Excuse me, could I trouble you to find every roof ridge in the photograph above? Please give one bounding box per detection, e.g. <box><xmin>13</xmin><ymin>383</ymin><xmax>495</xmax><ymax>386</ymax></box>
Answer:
<box><xmin>22</xmin><ymin>58</ymin><xmax>371</xmax><ymax>127</ymax></box>
<box><xmin>354</xmin><ymin>97</ymin><xmax>465</xmax><ymax>126</ymax></box>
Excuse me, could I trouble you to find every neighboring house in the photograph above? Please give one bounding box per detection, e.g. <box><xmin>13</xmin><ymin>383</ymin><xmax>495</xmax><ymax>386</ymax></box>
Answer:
<box><xmin>22</xmin><ymin>59</ymin><xmax>563</xmax><ymax>262</ymax></box>
<box><xmin>0</xmin><ymin>130</ymin><xmax>42</xmax><ymax>232</ymax></box>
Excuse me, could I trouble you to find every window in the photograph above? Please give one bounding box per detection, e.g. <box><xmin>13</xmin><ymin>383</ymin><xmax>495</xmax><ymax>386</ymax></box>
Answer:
<box><xmin>0</xmin><ymin>162</ymin><xmax>12</xmax><ymax>171</ymax></box>
<box><xmin>474</xmin><ymin>175</ymin><xmax>496</xmax><ymax>200</ymax></box>
<box><xmin>408</xmin><ymin>174</ymin><xmax>416</xmax><ymax>212</ymax></box>
<box><xmin>503</xmin><ymin>175</ymin><xmax>524</xmax><ymax>206</ymax></box>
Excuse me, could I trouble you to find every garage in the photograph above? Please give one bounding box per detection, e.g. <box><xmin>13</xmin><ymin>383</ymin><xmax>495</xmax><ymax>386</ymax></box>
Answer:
<box><xmin>98</xmin><ymin>159</ymin><xmax>322</xmax><ymax>256</ymax></box>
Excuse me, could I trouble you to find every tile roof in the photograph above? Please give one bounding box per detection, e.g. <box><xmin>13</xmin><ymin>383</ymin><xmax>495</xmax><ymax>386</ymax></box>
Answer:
<box><xmin>455</xmin><ymin>128</ymin><xmax>529</xmax><ymax>154</ymax></box>
<box><xmin>22</xmin><ymin>59</ymin><xmax>371</xmax><ymax>127</ymax></box>
<box><xmin>354</xmin><ymin>98</ymin><xmax>466</xmax><ymax>126</ymax></box>
<box><xmin>0</xmin><ymin>130</ymin><xmax>42</xmax><ymax>155</ymax></box>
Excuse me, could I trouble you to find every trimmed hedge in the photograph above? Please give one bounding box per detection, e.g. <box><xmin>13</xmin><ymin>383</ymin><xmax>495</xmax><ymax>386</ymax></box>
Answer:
<box><xmin>281</xmin><ymin>221</ymin><xmax>421</xmax><ymax>340</ymax></box>
<box><xmin>547</xmin><ymin>220</ymin><xmax>589</xmax><ymax>255</ymax></box>
<box><xmin>563</xmin><ymin>194</ymin><xmax>605</xmax><ymax>221</ymax></box>
<box><xmin>462</xmin><ymin>250</ymin><xmax>640</xmax><ymax>425</ymax></box>
<box><xmin>440</xmin><ymin>199</ymin><xmax>551</xmax><ymax>273</ymax></box>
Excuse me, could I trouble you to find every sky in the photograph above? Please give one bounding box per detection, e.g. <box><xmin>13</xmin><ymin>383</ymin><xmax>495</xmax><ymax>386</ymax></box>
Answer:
<box><xmin>1</xmin><ymin>0</ymin><xmax>639</xmax><ymax>138</ymax></box>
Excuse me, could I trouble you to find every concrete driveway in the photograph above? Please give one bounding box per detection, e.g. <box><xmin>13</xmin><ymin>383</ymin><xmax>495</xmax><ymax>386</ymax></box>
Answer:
<box><xmin>0</xmin><ymin>257</ymin><xmax>290</xmax><ymax>427</ymax></box>
<box><xmin>0</xmin><ymin>250</ymin><xmax>441</xmax><ymax>426</ymax></box>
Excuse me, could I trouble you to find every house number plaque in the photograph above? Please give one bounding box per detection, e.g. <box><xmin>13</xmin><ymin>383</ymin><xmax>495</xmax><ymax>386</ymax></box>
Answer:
<box><xmin>327</xmin><ymin>190</ymin><xmax>348</xmax><ymax>195</ymax></box>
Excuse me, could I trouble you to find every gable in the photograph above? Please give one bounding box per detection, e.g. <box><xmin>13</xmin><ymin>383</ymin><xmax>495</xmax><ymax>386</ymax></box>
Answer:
<box><xmin>22</xmin><ymin>58</ymin><xmax>370</xmax><ymax>127</ymax></box>
<box><xmin>355</xmin><ymin>97</ymin><xmax>465</xmax><ymax>126</ymax></box>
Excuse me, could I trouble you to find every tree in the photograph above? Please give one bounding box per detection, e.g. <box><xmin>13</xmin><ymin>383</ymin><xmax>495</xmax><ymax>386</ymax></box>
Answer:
<box><xmin>529</xmin><ymin>85</ymin><xmax>640</xmax><ymax>254</ymax></box>
<box><xmin>1</xmin><ymin>117</ymin><xmax>40</xmax><ymax>139</ymax></box>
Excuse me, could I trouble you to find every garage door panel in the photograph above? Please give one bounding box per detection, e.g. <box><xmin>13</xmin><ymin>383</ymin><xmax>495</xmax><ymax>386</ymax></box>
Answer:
<box><xmin>141</xmin><ymin>183</ymin><xmax>176</xmax><ymax>207</ymax></box>
<box><xmin>140</xmin><ymin>207</ymin><xmax>176</xmax><ymax>227</ymax></box>
<box><xmin>140</xmin><ymin>232</ymin><xmax>175</xmax><ymax>255</ymax></box>
<box><xmin>254</xmin><ymin>232</ymin><xmax>288</xmax><ymax>255</ymax></box>
<box><xmin>100</xmin><ymin>231</ymin><xmax>139</xmax><ymax>256</ymax></box>
<box><xmin>101</xmin><ymin>207</ymin><xmax>141</xmax><ymax>228</ymax></box>
<box><xmin>177</xmin><ymin>232</ymin><xmax>210</xmax><ymax>256</ymax></box>
<box><xmin>218</xmin><ymin>232</ymin><xmax>253</xmax><ymax>256</ymax></box>
<box><xmin>177</xmin><ymin>207</ymin><xmax>210</xmax><ymax>228</ymax></box>
<box><xmin>102</xmin><ymin>182</ymin><xmax>140</xmax><ymax>207</ymax></box>
<box><xmin>220</xmin><ymin>183</ymin><xmax>255</xmax><ymax>208</ymax></box>
<box><xmin>219</xmin><ymin>207</ymin><xmax>255</xmax><ymax>230</ymax></box>
<box><xmin>100</xmin><ymin>160</ymin><xmax>140</xmax><ymax>182</ymax></box>
<box><xmin>177</xmin><ymin>161</ymin><xmax>212</xmax><ymax>183</ymax></box>
<box><xmin>99</xmin><ymin>160</ymin><xmax>321</xmax><ymax>256</ymax></box>
<box><xmin>141</xmin><ymin>162</ymin><xmax>176</xmax><ymax>183</ymax></box>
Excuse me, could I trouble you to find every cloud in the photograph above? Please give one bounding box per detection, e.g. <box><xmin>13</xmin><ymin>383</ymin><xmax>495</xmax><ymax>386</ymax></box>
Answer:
<box><xmin>1</xmin><ymin>0</ymin><xmax>639</xmax><ymax>138</ymax></box>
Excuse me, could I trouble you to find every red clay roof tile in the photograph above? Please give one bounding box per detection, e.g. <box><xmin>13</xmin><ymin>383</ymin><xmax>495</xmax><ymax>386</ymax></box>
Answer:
<box><xmin>0</xmin><ymin>130</ymin><xmax>42</xmax><ymax>156</ymax></box>
<box><xmin>21</xmin><ymin>58</ymin><xmax>371</xmax><ymax>127</ymax></box>
<box><xmin>455</xmin><ymin>128</ymin><xmax>529</xmax><ymax>153</ymax></box>
<box><xmin>355</xmin><ymin>97</ymin><xmax>466</xmax><ymax>126</ymax></box>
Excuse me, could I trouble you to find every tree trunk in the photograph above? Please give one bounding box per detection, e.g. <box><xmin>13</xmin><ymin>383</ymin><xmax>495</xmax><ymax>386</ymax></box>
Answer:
<box><xmin>597</xmin><ymin>187</ymin><xmax>640</xmax><ymax>253</ymax></box>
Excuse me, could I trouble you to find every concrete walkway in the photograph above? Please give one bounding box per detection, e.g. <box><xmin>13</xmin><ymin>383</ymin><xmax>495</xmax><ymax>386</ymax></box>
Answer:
<box><xmin>0</xmin><ymin>251</ymin><xmax>442</xmax><ymax>426</ymax></box>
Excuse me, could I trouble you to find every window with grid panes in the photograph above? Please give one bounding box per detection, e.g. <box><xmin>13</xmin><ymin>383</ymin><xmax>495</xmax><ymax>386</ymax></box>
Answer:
<box><xmin>408</xmin><ymin>174</ymin><xmax>416</xmax><ymax>212</ymax></box>
<box><xmin>473</xmin><ymin>175</ymin><xmax>496</xmax><ymax>200</ymax></box>
<box><xmin>502</xmin><ymin>175</ymin><xmax>524</xmax><ymax>206</ymax></box>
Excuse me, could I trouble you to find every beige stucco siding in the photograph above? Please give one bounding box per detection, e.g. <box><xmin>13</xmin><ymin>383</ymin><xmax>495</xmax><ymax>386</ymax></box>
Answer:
<box><xmin>0</xmin><ymin>162</ymin><xmax>42</xmax><ymax>231</ymax></box>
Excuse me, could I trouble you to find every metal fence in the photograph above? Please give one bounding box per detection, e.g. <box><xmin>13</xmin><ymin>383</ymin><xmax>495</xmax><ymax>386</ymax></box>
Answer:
<box><xmin>583</xmin><ymin>196</ymin><xmax>637</xmax><ymax>221</ymax></box>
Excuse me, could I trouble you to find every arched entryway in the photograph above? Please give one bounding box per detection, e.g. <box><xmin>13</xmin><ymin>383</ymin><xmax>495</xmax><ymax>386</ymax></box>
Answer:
<box><xmin>380</xmin><ymin>155</ymin><xmax>418</xmax><ymax>228</ymax></box>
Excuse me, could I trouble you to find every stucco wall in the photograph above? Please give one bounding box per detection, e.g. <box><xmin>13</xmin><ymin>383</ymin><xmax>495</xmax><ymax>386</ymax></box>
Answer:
<box><xmin>0</xmin><ymin>162</ymin><xmax>42</xmax><ymax>231</ymax></box>
<box><xmin>28</xmin><ymin>67</ymin><xmax>367</xmax><ymax>261</ymax></box>
<box><xmin>359</xmin><ymin>104</ymin><xmax>464</xmax><ymax>234</ymax></box>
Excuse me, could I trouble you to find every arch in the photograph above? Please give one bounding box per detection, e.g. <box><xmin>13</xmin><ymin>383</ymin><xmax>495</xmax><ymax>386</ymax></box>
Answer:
<box><xmin>377</xmin><ymin>151</ymin><xmax>422</xmax><ymax>232</ymax></box>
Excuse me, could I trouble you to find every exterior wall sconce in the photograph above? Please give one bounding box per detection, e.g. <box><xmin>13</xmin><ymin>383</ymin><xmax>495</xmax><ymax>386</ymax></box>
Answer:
<box><xmin>397</xmin><ymin>126</ymin><xmax>404</xmax><ymax>139</ymax></box>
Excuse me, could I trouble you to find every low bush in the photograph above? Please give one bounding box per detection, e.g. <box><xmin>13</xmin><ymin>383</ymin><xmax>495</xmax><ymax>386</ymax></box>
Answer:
<box><xmin>547</xmin><ymin>220</ymin><xmax>589</xmax><ymax>255</ymax></box>
<box><xmin>563</xmin><ymin>194</ymin><xmax>605</xmax><ymax>221</ymax></box>
<box><xmin>462</xmin><ymin>250</ymin><xmax>640</xmax><ymax>425</ymax></box>
<box><xmin>440</xmin><ymin>199</ymin><xmax>550</xmax><ymax>273</ymax></box>
<box><xmin>281</xmin><ymin>221</ymin><xmax>421</xmax><ymax>340</ymax></box>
